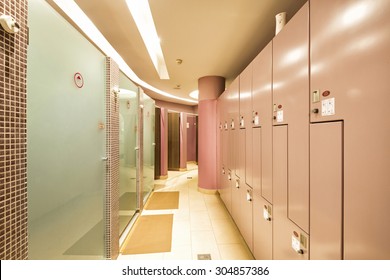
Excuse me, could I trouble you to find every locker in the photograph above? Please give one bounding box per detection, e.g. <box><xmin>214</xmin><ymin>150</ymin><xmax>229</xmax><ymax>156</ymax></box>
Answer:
<box><xmin>240</xmin><ymin>64</ymin><xmax>253</xmax><ymax>187</ymax></box>
<box><xmin>273</xmin><ymin>125</ymin><xmax>308</xmax><ymax>260</ymax></box>
<box><xmin>220</xmin><ymin>168</ymin><xmax>232</xmax><ymax>214</ymax></box>
<box><xmin>239</xmin><ymin>185</ymin><xmax>253</xmax><ymax>252</ymax></box>
<box><xmin>229</xmin><ymin>77</ymin><xmax>240</xmax><ymax>177</ymax></box>
<box><xmin>253</xmin><ymin>195</ymin><xmax>273</xmax><ymax>260</ymax></box>
<box><xmin>231</xmin><ymin>175</ymin><xmax>241</xmax><ymax>226</ymax></box>
<box><xmin>310</xmin><ymin>122</ymin><xmax>343</xmax><ymax>260</ymax></box>
<box><xmin>236</xmin><ymin>128</ymin><xmax>246</xmax><ymax>179</ymax></box>
<box><xmin>272</xmin><ymin>2</ymin><xmax>309</xmax><ymax>232</ymax></box>
<box><xmin>239</xmin><ymin>64</ymin><xmax>252</xmax><ymax>130</ymax></box>
<box><xmin>310</xmin><ymin>0</ymin><xmax>390</xmax><ymax>259</ymax></box>
<box><xmin>252</xmin><ymin>41</ymin><xmax>273</xmax><ymax>203</ymax></box>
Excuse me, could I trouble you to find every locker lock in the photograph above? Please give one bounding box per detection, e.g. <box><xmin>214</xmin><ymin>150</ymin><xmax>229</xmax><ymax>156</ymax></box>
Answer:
<box><xmin>312</xmin><ymin>108</ymin><xmax>319</xmax><ymax>114</ymax></box>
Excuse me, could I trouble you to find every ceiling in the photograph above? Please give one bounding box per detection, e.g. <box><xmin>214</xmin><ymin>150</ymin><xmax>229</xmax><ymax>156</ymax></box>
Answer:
<box><xmin>49</xmin><ymin>0</ymin><xmax>307</xmax><ymax>105</ymax></box>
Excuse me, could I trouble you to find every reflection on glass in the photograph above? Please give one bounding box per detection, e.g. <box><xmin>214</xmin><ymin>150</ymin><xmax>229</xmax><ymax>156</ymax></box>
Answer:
<box><xmin>27</xmin><ymin>0</ymin><xmax>105</xmax><ymax>259</ymax></box>
<box><xmin>142</xmin><ymin>93</ymin><xmax>155</xmax><ymax>202</ymax></box>
<box><xmin>118</xmin><ymin>89</ymin><xmax>138</xmax><ymax>236</ymax></box>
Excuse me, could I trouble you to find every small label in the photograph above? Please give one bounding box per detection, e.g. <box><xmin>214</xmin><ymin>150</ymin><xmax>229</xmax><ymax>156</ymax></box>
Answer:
<box><xmin>321</xmin><ymin>98</ymin><xmax>335</xmax><ymax>116</ymax></box>
<box><xmin>246</xmin><ymin>190</ymin><xmax>252</xmax><ymax>202</ymax></box>
<box><xmin>273</xmin><ymin>104</ymin><xmax>277</xmax><ymax>112</ymax></box>
<box><xmin>292</xmin><ymin>235</ymin><xmax>301</xmax><ymax>252</ymax></box>
<box><xmin>240</xmin><ymin>118</ymin><xmax>245</xmax><ymax>128</ymax></box>
<box><xmin>276</xmin><ymin>110</ymin><xmax>284</xmax><ymax>122</ymax></box>
<box><xmin>263</xmin><ymin>206</ymin><xmax>270</xmax><ymax>221</ymax></box>
<box><xmin>254</xmin><ymin>115</ymin><xmax>259</xmax><ymax>126</ymax></box>
<box><xmin>186</xmin><ymin>122</ymin><xmax>190</xmax><ymax>128</ymax></box>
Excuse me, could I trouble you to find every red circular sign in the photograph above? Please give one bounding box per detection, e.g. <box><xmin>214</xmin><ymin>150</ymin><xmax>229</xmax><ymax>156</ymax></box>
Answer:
<box><xmin>74</xmin><ymin>72</ymin><xmax>84</xmax><ymax>88</ymax></box>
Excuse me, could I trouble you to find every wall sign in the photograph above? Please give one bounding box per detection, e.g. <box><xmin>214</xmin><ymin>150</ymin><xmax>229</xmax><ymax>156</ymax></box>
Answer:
<box><xmin>74</xmin><ymin>72</ymin><xmax>84</xmax><ymax>88</ymax></box>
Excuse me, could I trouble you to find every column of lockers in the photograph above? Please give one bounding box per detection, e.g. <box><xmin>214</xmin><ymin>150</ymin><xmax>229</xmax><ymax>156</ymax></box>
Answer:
<box><xmin>218</xmin><ymin>0</ymin><xmax>390</xmax><ymax>260</ymax></box>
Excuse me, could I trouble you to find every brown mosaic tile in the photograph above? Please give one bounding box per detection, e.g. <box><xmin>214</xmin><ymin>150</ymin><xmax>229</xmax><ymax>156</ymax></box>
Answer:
<box><xmin>0</xmin><ymin>0</ymin><xmax>28</xmax><ymax>260</ymax></box>
<box><xmin>104</xmin><ymin>57</ymin><xmax>120</xmax><ymax>260</ymax></box>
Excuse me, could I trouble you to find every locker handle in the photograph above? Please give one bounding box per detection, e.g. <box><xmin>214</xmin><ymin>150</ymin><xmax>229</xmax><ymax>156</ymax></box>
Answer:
<box><xmin>235</xmin><ymin>179</ymin><xmax>240</xmax><ymax>189</ymax></box>
<box><xmin>312</xmin><ymin>108</ymin><xmax>319</xmax><ymax>114</ymax></box>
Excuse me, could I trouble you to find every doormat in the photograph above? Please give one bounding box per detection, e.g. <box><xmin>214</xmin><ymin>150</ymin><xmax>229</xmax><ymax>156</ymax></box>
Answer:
<box><xmin>120</xmin><ymin>214</ymin><xmax>173</xmax><ymax>255</ymax></box>
<box><xmin>144</xmin><ymin>191</ymin><xmax>179</xmax><ymax>210</ymax></box>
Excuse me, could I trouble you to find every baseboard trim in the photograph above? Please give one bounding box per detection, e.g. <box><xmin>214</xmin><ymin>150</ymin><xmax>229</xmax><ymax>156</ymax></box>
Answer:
<box><xmin>198</xmin><ymin>187</ymin><xmax>218</xmax><ymax>195</ymax></box>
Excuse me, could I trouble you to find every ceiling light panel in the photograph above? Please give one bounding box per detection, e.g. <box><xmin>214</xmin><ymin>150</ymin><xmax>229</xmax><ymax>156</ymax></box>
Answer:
<box><xmin>126</xmin><ymin>0</ymin><xmax>169</xmax><ymax>80</ymax></box>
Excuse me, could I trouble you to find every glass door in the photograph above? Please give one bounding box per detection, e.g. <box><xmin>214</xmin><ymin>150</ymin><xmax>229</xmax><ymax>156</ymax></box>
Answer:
<box><xmin>27</xmin><ymin>0</ymin><xmax>106</xmax><ymax>259</ymax></box>
<box><xmin>118</xmin><ymin>89</ymin><xmax>139</xmax><ymax>236</ymax></box>
<box><xmin>142</xmin><ymin>92</ymin><xmax>156</xmax><ymax>202</ymax></box>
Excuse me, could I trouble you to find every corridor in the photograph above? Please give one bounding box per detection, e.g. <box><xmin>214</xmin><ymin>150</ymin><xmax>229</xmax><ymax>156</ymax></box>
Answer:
<box><xmin>118</xmin><ymin>165</ymin><xmax>254</xmax><ymax>260</ymax></box>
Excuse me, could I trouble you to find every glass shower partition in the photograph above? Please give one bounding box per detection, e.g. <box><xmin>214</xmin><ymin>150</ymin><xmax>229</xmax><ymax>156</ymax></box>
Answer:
<box><xmin>118</xmin><ymin>89</ymin><xmax>139</xmax><ymax>236</ymax></box>
<box><xmin>142</xmin><ymin>91</ymin><xmax>156</xmax><ymax>203</ymax></box>
<box><xmin>27</xmin><ymin>0</ymin><xmax>106</xmax><ymax>259</ymax></box>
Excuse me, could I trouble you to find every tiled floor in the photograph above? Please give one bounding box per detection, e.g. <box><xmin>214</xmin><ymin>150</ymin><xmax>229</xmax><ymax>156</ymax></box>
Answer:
<box><xmin>117</xmin><ymin>165</ymin><xmax>254</xmax><ymax>260</ymax></box>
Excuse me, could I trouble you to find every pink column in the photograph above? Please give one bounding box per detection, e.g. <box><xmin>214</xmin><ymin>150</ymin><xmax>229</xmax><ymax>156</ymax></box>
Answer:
<box><xmin>198</xmin><ymin>76</ymin><xmax>225</xmax><ymax>192</ymax></box>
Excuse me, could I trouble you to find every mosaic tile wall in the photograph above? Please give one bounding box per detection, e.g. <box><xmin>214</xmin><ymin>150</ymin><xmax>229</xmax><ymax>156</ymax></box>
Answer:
<box><xmin>0</xmin><ymin>0</ymin><xmax>28</xmax><ymax>260</ymax></box>
<box><xmin>105</xmin><ymin>57</ymin><xmax>120</xmax><ymax>259</ymax></box>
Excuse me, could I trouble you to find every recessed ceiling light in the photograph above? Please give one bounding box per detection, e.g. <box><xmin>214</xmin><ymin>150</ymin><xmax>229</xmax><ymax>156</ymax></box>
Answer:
<box><xmin>126</xmin><ymin>0</ymin><xmax>169</xmax><ymax>80</ymax></box>
<box><xmin>189</xmin><ymin>90</ymin><xmax>198</xmax><ymax>100</ymax></box>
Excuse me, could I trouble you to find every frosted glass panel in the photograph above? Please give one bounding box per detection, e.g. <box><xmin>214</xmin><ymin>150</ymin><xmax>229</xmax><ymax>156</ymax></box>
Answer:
<box><xmin>27</xmin><ymin>0</ymin><xmax>106</xmax><ymax>259</ymax></box>
<box><xmin>143</xmin><ymin>93</ymin><xmax>155</xmax><ymax>200</ymax></box>
<box><xmin>118</xmin><ymin>88</ymin><xmax>138</xmax><ymax>235</ymax></box>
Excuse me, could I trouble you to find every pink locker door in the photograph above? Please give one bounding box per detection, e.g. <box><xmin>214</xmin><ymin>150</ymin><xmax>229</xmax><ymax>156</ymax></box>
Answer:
<box><xmin>239</xmin><ymin>184</ymin><xmax>253</xmax><ymax>252</ymax></box>
<box><xmin>240</xmin><ymin>64</ymin><xmax>253</xmax><ymax>188</ymax></box>
<box><xmin>310</xmin><ymin>0</ymin><xmax>390</xmax><ymax>259</ymax></box>
<box><xmin>253</xmin><ymin>127</ymin><xmax>273</xmax><ymax>259</ymax></box>
<box><xmin>310</xmin><ymin>122</ymin><xmax>343</xmax><ymax>260</ymax></box>
<box><xmin>229</xmin><ymin>77</ymin><xmax>240</xmax><ymax>177</ymax></box>
<box><xmin>272</xmin><ymin>2</ymin><xmax>310</xmax><ymax>233</ymax></box>
<box><xmin>253</xmin><ymin>196</ymin><xmax>273</xmax><ymax>260</ymax></box>
<box><xmin>252</xmin><ymin>41</ymin><xmax>273</xmax><ymax>203</ymax></box>
<box><xmin>273</xmin><ymin>125</ymin><xmax>309</xmax><ymax>260</ymax></box>
<box><xmin>231</xmin><ymin>175</ymin><xmax>241</xmax><ymax>227</ymax></box>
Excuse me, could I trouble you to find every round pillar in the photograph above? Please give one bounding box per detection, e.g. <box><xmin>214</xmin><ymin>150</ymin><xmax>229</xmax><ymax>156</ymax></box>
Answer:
<box><xmin>197</xmin><ymin>76</ymin><xmax>225</xmax><ymax>192</ymax></box>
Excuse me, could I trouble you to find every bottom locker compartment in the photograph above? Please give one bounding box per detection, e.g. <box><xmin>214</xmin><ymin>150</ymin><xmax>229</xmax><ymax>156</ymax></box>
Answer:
<box><xmin>310</xmin><ymin>121</ymin><xmax>343</xmax><ymax>260</ymax></box>
<box><xmin>253</xmin><ymin>195</ymin><xmax>273</xmax><ymax>260</ymax></box>
<box><xmin>273</xmin><ymin>125</ymin><xmax>309</xmax><ymax>260</ymax></box>
<box><xmin>239</xmin><ymin>185</ymin><xmax>253</xmax><ymax>252</ymax></box>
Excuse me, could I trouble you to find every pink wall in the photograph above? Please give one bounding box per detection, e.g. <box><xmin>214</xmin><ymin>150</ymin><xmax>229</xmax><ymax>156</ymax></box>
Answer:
<box><xmin>198</xmin><ymin>100</ymin><xmax>218</xmax><ymax>189</ymax></box>
<box><xmin>187</xmin><ymin>115</ymin><xmax>197</xmax><ymax>162</ymax></box>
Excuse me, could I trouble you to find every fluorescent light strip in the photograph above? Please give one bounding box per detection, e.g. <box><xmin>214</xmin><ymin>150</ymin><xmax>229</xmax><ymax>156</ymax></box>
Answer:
<box><xmin>52</xmin><ymin>0</ymin><xmax>196</xmax><ymax>104</ymax></box>
<box><xmin>126</xmin><ymin>0</ymin><xmax>169</xmax><ymax>80</ymax></box>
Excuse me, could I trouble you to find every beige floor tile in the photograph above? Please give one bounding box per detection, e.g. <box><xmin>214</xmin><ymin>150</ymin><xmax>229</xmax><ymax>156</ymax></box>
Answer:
<box><xmin>189</xmin><ymin>210</ymin><xmax>212</xmax><ymax>231</ymax></box>
<box><xmin>218</xmin><ymin>244</ymin><xmax>255</xmax><ymax>260</ymax></box>
<box><xmin>211</xmin><ymin>219</ymin><xmax>244</xmax><ymax>245</ymax></box>
<box><xmin>191</xmin><ymin>230</ymin><xmax>221</xmax><ymax>260</ymax></box>
<box><xmin>164</xmin><ymin>245</ymin><xmax>192</xmax><ymax>260</ymax></box>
